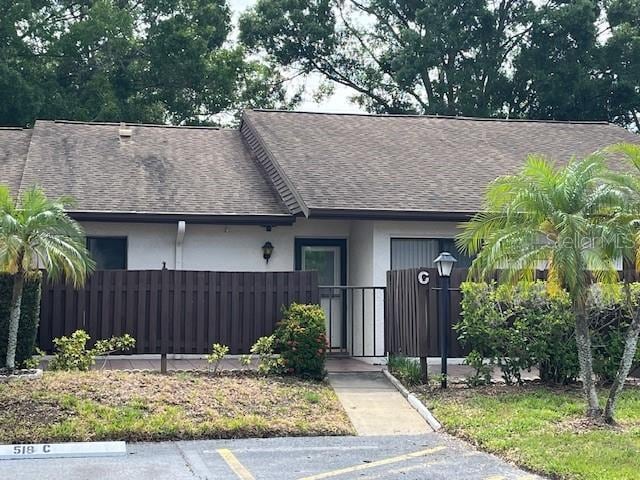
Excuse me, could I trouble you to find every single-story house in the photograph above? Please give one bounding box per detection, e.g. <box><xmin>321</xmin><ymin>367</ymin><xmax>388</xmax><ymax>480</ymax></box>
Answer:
<box><xmin>1</xmin><ymin>111</ymin><xmax>639</xmax><ymax>356</ymax></box>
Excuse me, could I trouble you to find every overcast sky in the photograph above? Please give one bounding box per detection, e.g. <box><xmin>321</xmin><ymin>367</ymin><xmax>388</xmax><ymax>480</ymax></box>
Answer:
<box><xmin>230</xmin><ymin>0</ymin><xmax>363</xmax><ymax>113</ymax></box>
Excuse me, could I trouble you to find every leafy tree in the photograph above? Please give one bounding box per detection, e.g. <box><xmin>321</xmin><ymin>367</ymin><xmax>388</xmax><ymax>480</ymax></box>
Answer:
<box><xmin>510</xmin><ymin>0</ymin><xmax>606</xmax><ymax>122</ymax></box>
<box><xmin>240</xmin><ymin>0</ymin><xmax>640</xmax><ymax>130</ymax></box>
<box><xmin>457</xmin><ymin>146</ymin><xmax>640</xmax><ymax>423</ymax></box>
<box><xmin>240</xmin><ymin>0</ymin><xmax>533</xmax><ymax>116</ymax></box>
<box><xmin>0</xmin><ymin>0</ymin><xmax>294</xmax><ymax>126</ymax></box>
<box><xmin>600</xmin><ymin>0</ymin><xmax>640</xmax><ymax>131</ymax></box>
<box><xmin>0</xmin><ymin>186</ymin><xmax>94</xmax><ymax>372</ymax></box>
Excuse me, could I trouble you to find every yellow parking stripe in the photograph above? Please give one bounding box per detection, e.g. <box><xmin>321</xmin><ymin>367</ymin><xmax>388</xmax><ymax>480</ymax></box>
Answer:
<box><xmin>216</xmin><ymin>448</ymin><xmax>255</xmax><ymax>480</ymax></box>
<box><xmin>298</xmin><ymin>446</ymin><xmax>447</xmax><ymax>480</ymax></box>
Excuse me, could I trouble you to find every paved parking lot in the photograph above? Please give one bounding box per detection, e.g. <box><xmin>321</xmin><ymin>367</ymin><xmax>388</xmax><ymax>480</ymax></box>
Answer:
<box><xmin>1</xmin><ymin>434</ymin><xmax>542</xmax><ymax>480</ymax></box>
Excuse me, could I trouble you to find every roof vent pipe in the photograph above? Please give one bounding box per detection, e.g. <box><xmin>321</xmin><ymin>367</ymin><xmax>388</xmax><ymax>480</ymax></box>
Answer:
<box><xmin>119</xmin><ymin>122</ymin><xmax>132</xmax><ymax>138</ymax></box>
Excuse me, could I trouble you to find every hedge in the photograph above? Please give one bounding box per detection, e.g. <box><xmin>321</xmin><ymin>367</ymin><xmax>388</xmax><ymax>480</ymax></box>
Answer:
<box><xmin>457</xmin><ymin>281</ymin><xmax>640</xmax><ymax>385</ymax></box>
<box><xmin>0</xmin><ymin>272</ymin><xmax>42</xmax><ymax>369</ymax></box>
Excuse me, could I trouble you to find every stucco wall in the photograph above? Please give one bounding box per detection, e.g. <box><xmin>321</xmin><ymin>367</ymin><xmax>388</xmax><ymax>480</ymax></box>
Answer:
<box><xmin>82</xmin><ymin>222</ymin><xmax>176</xmax><ymax>270</ymax></box>
<box><xmin>82</xmin><ymin>217</ymin><xmax>462</xmax><ymax>359</ymax></box>
<box><xmin>82</xmin><ymin>219</ymin><xmax>352</xmax><ymax>272</ymax></box>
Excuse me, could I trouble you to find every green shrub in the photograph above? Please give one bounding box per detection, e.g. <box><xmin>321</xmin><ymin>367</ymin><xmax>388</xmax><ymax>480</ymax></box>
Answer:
<box><xmin>250</xmin><ymin>335</ymin><xmax>284</xmax><ymax>374</ymax></box>
<box><xmin>387</xmin><ymin>355</ymin><xmax>423</xmax><ymax>386</ymax></box>
<box><xmin>49</xmin><ymin>330</ymin><xmax>136</xmax><ymax>371</ymax></box>
<box><xmin>23</xmin><ymin>348</ymin><xmax>45</xmax><ymax>370</ymax></box>
<box><xmin>274</xmin><ymin>303</ymin><xmax>327</xmax><ymax>379</ymax></box>
<box><xmin>588</xmin><ymin>284</ymin><xmax>640</xmax><ymax>383</ymax></box>
<box><xmin>458</xmin><ymin>281</ymin><xmax>640</xmax><ymax>386</ymax></box>
<box><xmin>206</xmin><ymin>343</ymin><xmax>229</xmax><ymax>374</ymax></box>
<box><xmin>458</xmin><ymin>281</ymin><xmax>575</xmax><ymax>385</ymax></box>
<box><xmin>0</xmin><ymin>272</ymin><xmax>42</xmax><ymax>369</ymax></box>
<box><xmin>463</xmin><ymin>350</ymin><xmax>493</xmax><ymax>386</ymax></box>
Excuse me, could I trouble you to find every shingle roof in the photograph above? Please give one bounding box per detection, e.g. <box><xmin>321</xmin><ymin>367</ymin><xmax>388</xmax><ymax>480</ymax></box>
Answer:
<box><xmin>243</xmin><ymin>110</ymin><xmax>640</xmax><ymax>217</ymax></box>
<box><xmin>17</xmin><ymin>120</ymin><xmax>290</xmax><ymax>221</ymax></box>
<box><xmin>0</xmin><ymin>127</ymin><xmax>32</xmax><ymax>195</ymax></box>
<box><xmin>2</xmin><ymin>113</ymin><xmax>639</xmax><ymax>221</ymax></box>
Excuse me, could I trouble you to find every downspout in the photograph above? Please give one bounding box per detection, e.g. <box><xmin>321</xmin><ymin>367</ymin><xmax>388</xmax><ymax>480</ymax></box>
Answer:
<box><xmin>175</xmin><ymin>220</ymin><xmax>186</xmax><ymax>270</ymax></box>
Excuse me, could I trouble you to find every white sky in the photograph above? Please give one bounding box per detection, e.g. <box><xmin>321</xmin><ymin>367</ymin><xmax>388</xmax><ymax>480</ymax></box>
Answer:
<box><xmin>230</xmin><ymin>0</ymin><xmax>364</xmax><ymax>113</ymax></box>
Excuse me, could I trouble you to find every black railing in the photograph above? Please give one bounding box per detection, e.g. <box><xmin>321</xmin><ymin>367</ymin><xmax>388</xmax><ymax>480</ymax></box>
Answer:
<box><xmin>319</xmin><ymin>286</ymin><xmax>386</xmax><ymax>357</ymax></box>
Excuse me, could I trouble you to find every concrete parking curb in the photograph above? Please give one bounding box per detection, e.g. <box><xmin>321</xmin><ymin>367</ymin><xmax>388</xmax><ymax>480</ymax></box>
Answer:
<box><xmin>382</xmin><ymin>369</ymin><xmax>442</xmax><ymax>431</ymax></box>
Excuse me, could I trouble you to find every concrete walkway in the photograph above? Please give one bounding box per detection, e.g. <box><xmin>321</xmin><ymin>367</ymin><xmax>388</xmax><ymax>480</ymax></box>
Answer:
<box><xmin>328</xmin><ymin>372</ymin><xmax>431</xmax><ymax>436</ymax></box>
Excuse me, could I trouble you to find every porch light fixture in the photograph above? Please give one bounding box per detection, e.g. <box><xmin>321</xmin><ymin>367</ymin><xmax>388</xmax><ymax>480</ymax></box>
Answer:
<box><xmin>434</xmin><ymin>251</ymin><xmax>457</xmax><ymax>389</ymax></box>
<box><xmin>262</xmin><ymin>241</ymin><xmax>274</xmax><ymax>263</ymax></box>
<box><xmin>433</xmin><ymin>251</ymin><xmax>457</xmax><ymax>277</ymax></box>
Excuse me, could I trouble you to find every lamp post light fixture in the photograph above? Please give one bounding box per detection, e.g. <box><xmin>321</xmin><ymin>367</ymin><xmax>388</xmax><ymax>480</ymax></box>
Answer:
<box><xmin>434</xmin><ymin>251</ymin><xmax>457</xmax><ymax>389</ymax></box>
<box><xmin>262</xmin><ymin>241</ymin><xmax>274</xmax><ymax>263</ymax></box>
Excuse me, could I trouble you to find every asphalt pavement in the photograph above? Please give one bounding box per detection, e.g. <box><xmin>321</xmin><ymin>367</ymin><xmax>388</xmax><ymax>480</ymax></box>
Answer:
<box><xmin>0</xmin><ymin>434</ymin><xmax>543</xmax><ymax>480</ymax></box>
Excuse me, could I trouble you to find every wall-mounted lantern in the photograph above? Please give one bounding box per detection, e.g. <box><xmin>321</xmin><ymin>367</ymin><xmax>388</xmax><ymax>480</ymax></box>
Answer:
<box><xmin>262</xmin><ymin>241</ymin><xmax>274</xmax><ymax>263</ymax></box>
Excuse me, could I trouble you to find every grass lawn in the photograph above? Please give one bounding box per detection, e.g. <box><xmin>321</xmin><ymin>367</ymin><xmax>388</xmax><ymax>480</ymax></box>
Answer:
<box><xmin>0</xmin><ymin>370</ymin><xmax>354</xmax><ymax>443</ymax></box>
<box><xmin>416</xmin><ymin>384</ymin><xmax>640</xmax><ymax>480</ymax></box>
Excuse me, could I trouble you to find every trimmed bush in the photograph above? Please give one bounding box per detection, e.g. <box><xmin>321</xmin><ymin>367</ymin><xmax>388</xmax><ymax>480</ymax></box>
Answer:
<box><xmin>49</xmin><ymin>330</ymin><xmax>136</xmax><ymax>371</ymax></box>
<box><xmin>275</xmin><ymin>303</ymin><xmax>327</xmax><ymax>379</ymax></box>
<box><xmin>458</xmin><ymin>281</ymin><xmax>640</xmax><ymax>385</ymax></box>
<box><xmin>0</xmin><ymin>272</ymin><xmax>42</xmax><ymax>369</ymax></box>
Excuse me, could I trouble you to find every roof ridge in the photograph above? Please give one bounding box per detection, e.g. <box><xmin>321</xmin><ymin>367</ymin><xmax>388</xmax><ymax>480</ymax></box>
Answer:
<box><xmin>249</xmin><ymin>109</ymin><xmax>611</xmax><ymax>125</ymax></box>
<box><xmin>15</xmin><ymin>129</ymin><xmax>35</xmax><ymax>198</ymax></box>
<box><xmin>46</xmin><ymin>119</ymin><xmax>224</xmax><ymax>130</ymax></box>
<box><xmin>240</xmin><ymin>114</ymin><xmax>309</xmax><ymax>217</ymax></box>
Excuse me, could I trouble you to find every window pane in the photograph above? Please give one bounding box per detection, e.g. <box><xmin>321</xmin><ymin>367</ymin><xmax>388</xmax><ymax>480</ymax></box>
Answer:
<box><xmin>391</xmin><ymin>238</ymin><xmax>472</xmax><ymax>269</ymax></box>
<box><xmin>391</xmin><ymin>239</ymin><xmax>439</xmax><ymax>269</ymax></box>
<box><xmin>303</xmin><ymin>248</ymin><xmax>335</xmax><ymax>285</ymax></box>
<box><xmin>87</xmin><ymin>237</ymin><xmax>127</xmax><ymax>270</ymax></box>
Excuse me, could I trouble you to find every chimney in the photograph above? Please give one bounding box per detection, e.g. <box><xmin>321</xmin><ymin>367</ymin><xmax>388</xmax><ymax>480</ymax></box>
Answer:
<box><xmin>119</xmin><ymin>122</ymin><xmax>132</xmax><ymax>138</ymax></box>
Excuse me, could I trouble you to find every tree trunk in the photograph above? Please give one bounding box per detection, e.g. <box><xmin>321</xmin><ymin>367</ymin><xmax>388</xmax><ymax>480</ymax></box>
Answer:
<box><xmin>604</xmin><ymin>308</ymin><xmax>640</xmax><ymax>424</ymax></box>
<box><xmin>4</xmin><ymin>271</ymin><xmax>25</xmax><ymax>372</ymax></box>
<box><xmin>574</xmin><ymin>298</ymin><xmax>601</xmax><ymax>417</ymax></box>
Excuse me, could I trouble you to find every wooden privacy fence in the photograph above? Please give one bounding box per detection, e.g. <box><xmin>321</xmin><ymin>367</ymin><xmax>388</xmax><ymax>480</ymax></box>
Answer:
<box><xmin>39</xmin><ymin>270</ymin><xmax>319</xmax><ymax>355</ymax></box>
<box><xmin>385</xmin><ymin>267</ymin><xmax>469</xmax><ymax>359</ymax></box>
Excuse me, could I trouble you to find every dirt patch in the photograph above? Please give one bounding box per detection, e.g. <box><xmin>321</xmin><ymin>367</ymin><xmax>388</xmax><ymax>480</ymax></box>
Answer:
<box><xmin>0</xmin><ymin>370</ymin><xmax>354</xmax><ymax>443</ymax></box>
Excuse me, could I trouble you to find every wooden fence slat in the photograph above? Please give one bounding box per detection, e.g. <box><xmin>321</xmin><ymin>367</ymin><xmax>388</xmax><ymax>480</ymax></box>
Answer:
<box><xmin>184</xmin><ymin>272</ymin><xmax>194</xmax><ymax>354</ymax></box>
<box><xmin>136</xmin><ymin>271</ymin><xmax>147</xmax><ymax>353</ymax></box>
<box><xmin>196</xmin><ymin>271</ymin><xmax>206</xmax><ymax>353</ymax></box>
<box><xmin>149</xmin><ymin>270</ymin><xmax>159</xmax><ymax>353</ymax></box>
<box><xmin>220</xmin><ymin>272</ymin><xmax>230</xmax><ymax>346</ymax></box>
<box><xmin>160</xmin><ymin>269</ymin><xmax>170</xmax><ymax>355</ymax></box>
<box><xmin>172</xmin><ymin>271</ymin><xmax>181</xmax><ymax>354</ymax></box>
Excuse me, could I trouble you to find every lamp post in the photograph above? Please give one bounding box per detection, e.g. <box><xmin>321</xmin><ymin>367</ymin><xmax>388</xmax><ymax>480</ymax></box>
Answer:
<box><xmin>433</xmin><ymin>252</ymin><xmax>457</xmax><ymax>389</ymax></box>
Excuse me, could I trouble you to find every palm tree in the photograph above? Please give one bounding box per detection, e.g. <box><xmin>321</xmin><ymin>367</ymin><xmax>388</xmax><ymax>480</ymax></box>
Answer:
<box><xmin>601</xmin><ymin>143</ymin><xmax>640</xmax><ymax>422</ymax></box>
<box><xmin>457</xmin><ymin>153</ymin><xmax>637</xmax><ymax>420</ymax></box>
<box><xmin>0</xmin><ymin>186</ymin><xmax>94</xmax><ymax>372</ymax></box>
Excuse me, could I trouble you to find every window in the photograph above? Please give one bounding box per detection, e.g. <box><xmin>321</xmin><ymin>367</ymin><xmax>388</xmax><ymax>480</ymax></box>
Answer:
<box><xmin>391</xmin><ymin>238</ymin><xmax>472</xmax><ymax>270</ymax></box>
<box><xmin>87</xmin><ymin>237</ymin><xmax>127</xmax><ymax>270</ymax></box>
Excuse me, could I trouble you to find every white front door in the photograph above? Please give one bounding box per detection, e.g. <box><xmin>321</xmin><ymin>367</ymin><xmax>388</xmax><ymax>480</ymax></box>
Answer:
<box><xmin>299</xmin><ymin>243</ymin><xmax>345</xmax><ymax>351</ymax></box>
